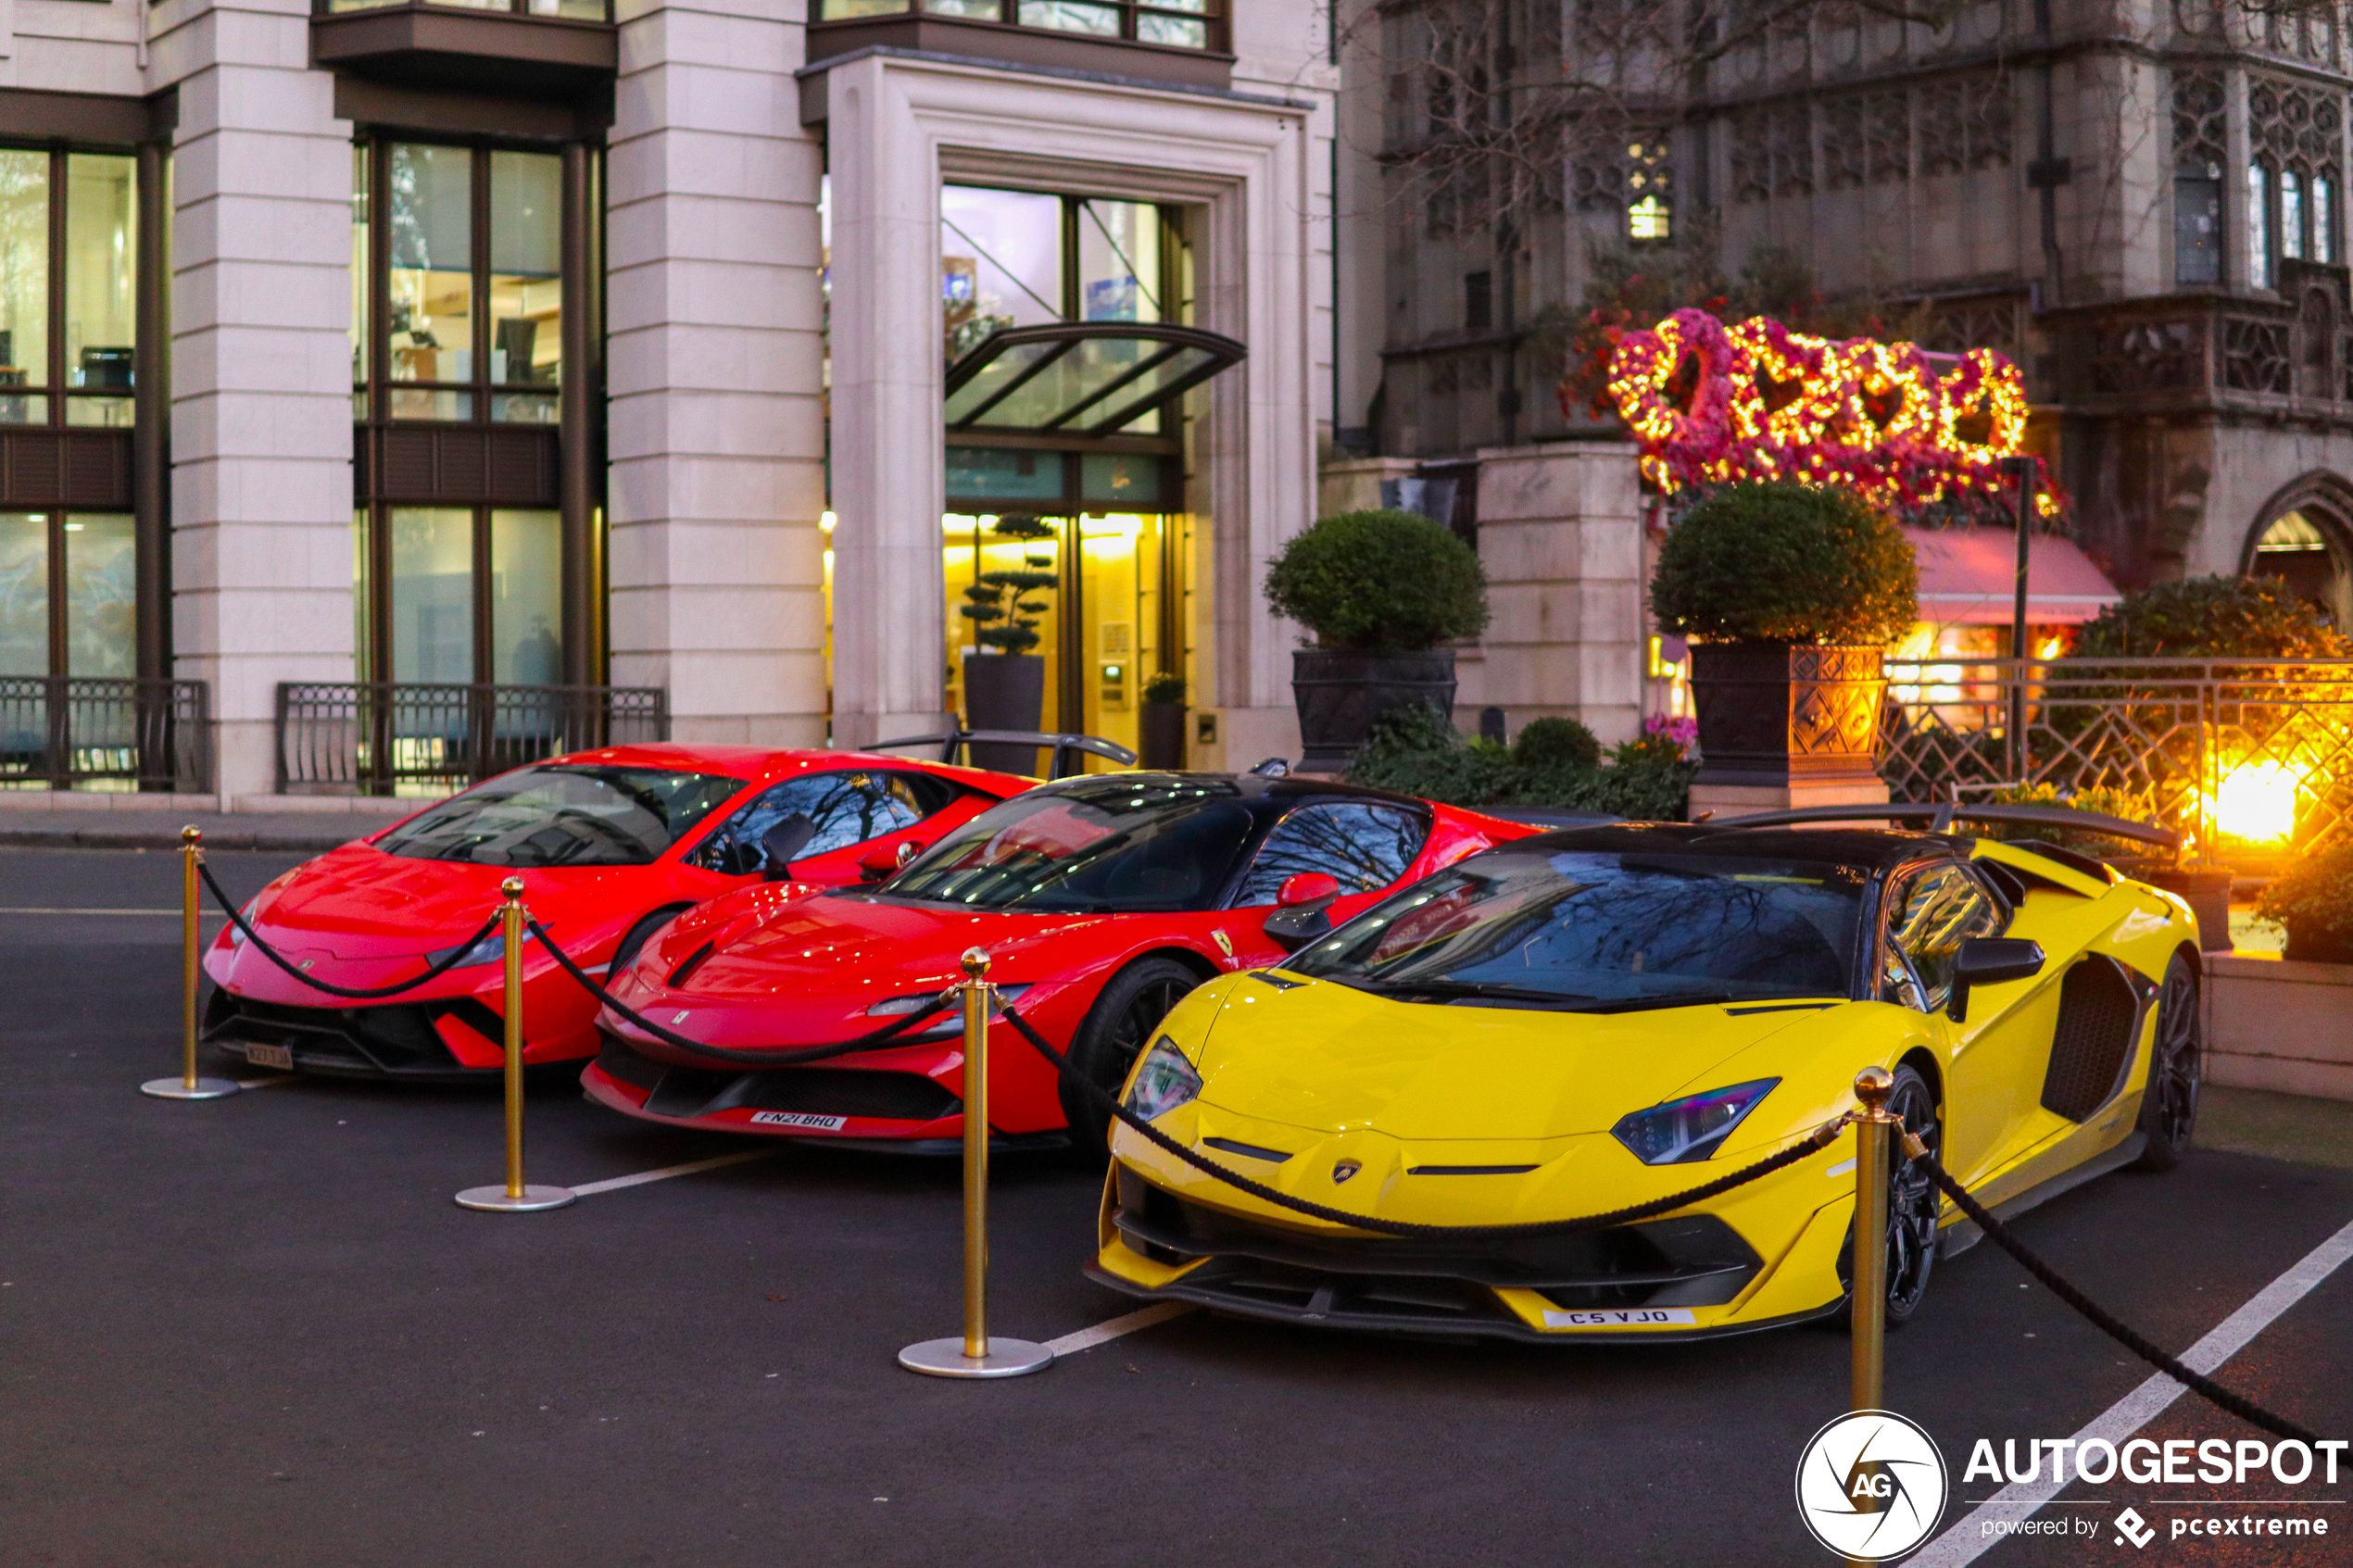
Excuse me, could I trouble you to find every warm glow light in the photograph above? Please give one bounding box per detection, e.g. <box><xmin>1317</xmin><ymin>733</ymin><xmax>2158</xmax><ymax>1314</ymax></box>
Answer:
<box><xmin>821</xmin><ymin>511</ymin><xmax>837</xmax><ymax>533</ymax></box>
<box><xmin>2209</xmin><ymin>761</ymin><xmax>2301</xmax><ymax>842</ymax></box>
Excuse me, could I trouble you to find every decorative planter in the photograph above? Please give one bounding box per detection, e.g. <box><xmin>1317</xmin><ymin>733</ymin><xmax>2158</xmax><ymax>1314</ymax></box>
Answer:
<box><xmin>1688</xmin><ymin>642</ymin><xmax>1886</xmax><ymax>790</ymax></box>
<box><xmin>1138</xmin><ymin>700</ymin><xmax>1186</xmax><ymax>771</ymax></box>
<box><xmin>961</xmin><ymin>650</ymin><xmax>1046</xmax><ymax>775</ymax></box>
<box><xmin>2284</xmin><ymin>927</ymin><xmax>2353</xmax><ymax>965</ymax></box>
<box><xmin>1290</xmin><ymin>647</ymin><xmax>1457</xmax><ymax>772</ymax></box>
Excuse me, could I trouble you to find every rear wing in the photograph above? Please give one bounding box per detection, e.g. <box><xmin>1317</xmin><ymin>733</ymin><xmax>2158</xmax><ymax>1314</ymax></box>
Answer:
<box><xmin>1709</xmin><ymin>802</ymin><xmax>2180</xmax><ymax>854</ymax></box>
<box><xmin>864</xmin><ymin>728</ymin><xmax>1138</xmax><ymax>780</ymax></box>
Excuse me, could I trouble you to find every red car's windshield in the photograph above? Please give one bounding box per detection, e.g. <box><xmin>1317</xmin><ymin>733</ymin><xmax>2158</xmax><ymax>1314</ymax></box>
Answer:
<box><xmin>377</xmin><ymin>764</ymin><xmax>746</xmax><ymax>868</ymax></box>
<box><xmin>884</xmin><ymin>776</ymin><xmax>1257</xmax><ymax>912</ymax></box>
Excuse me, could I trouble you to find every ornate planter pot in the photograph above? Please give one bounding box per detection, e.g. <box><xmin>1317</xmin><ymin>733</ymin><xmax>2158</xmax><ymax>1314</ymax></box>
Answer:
<box><xmin>1689</xmin><ymin>642</ymin><xmax>1886</xmax><ymax>789</ymax></box>
<box><xmin>1290</xmin><ymin>647</ymin><xmax>1457</xmax><ymax>772</ymax></box>
<box><xmin>1138</xmin><ymin>700</ymin><xmax>1186</xmax><ymax>771</ymax></box>
<box><xmin>961</xmin><ymin>650</ymin><xmax>1046</xmax><ymax>774</ymax></box>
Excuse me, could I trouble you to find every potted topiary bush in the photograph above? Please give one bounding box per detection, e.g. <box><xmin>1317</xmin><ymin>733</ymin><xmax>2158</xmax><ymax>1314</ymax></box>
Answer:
<box><xmin>959</xmin><ymin>514</ymin><xmax>1059</xmax><ymax>773</ymax></box>
<box><xmin>1139</xmin><ymin>671</ymin><xmax>1187</xmax><ymax>770</ymax></box>
<box><xmin>2256</xmin><ymin>842</ymin><xmax>2353</xmax><ymax>964</ymax></box>
<box><xmin>1263</xmin><ymin>508</ymin><xmax>1490</xmax><ymax>771</ymax></box>
<box><xmin>1649</xmin><ymin>482</ymin><xmax>1919</xmax><ymax>795</ymax></box>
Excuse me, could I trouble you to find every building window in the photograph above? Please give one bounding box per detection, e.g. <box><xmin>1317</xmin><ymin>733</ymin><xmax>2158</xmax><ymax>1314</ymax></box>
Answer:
<box><xmin>352</xmin><ymin>136</ymin><xmax>593</xmax><ymax>688</ymax></box>
<box><xmin>2284</xmin><ymin>169</ymin><xmax>2306</xmax><ymax>260</ymax></box>
<box><xmin>2318</xmin><ymin>176</ymin><xmax>2336</xmax><ymax>263</ymax></box>
<box><xmin>0</xmin><ymin>512</ymin><xmax>135</xmax><ymax>679</ymax></box>
<box><xmin>817</xmin><ymin>0</ymin><xmax>1221</xmax><ymax>50</ymax></box>
<box><xmin>1463</xmin><ymin>270</ymin><xmax>1492</xmax><ymax>332</ymax></box>
<box><xmin>0</xmin><ymin>149</ymin><xmax>137</xmax><ymax>430</ymax></box>
<box><xmin>1626</xmin><ymin>136</ymin><xmax>1672</xmax><ymax>242</ymax></box>
<box><xmin>2171</xmin><ymin>69</ymin><xmax>2227</xmax><ymax>287</ymax></box>
<box><xmin>2249</xmin><ymin>161</ymin><xmax>2272</xmax><ymax>288</ymax></box>
<box><xmin>362</xmin><ymin>506</ymin><xmax>562</xmax><ymax>684</ymax></box>
<box><xmin>355</xmin><ymin>142</ymin><xmax>563</xmax><ymax>425</ymax></box>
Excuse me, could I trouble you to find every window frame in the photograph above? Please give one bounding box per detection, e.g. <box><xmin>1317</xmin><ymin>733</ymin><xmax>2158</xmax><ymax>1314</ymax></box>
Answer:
<box><xmin>0</xmin><ymin>144</ymin><xmax>140</xmax><ymax>433</ymax></box>
<box><xmin>816</xmin><ymin>0</ymin><xmax>1225</xmax><ymax>54</ymax></box>
<box><xmin>355</xmin><ymin>137</ymin><xmax>567</xmax><ymax>430</ymax></box>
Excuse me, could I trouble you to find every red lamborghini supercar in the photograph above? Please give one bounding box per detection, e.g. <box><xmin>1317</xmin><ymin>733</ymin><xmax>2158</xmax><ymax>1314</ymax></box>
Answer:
<box><xmin>581</xmin><ymin>771</ymin><xmax>1539</xmax><ymax>1155</ymax></box>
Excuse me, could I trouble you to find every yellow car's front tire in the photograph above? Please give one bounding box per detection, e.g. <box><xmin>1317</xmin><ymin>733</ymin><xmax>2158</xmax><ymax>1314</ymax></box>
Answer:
<box><xmin>1833</xmin><ymin>1063</ymin><xmax>1942</xmax><ymax>1329</ymax></box>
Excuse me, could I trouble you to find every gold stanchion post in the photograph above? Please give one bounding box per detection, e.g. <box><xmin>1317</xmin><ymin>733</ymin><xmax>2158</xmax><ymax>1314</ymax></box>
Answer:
<box><xmin>142</xmin><ymin>825</ymin><xmax>239</xmax><ymax>1100</ymax></box>
<box><xmin>456</xmin><ymin>877</ymin><xmax>574</xmax><ymax>1212</ymax></box>
<box><xmin>1850</xmin><ymin>1066</ymin><xmax>1895</xmax><ymax>1415</ymax></box>
<box><xmin>898</xmin><ymin>947</ymin><xmax>1051</xmax><ymax>1378</ymax></box>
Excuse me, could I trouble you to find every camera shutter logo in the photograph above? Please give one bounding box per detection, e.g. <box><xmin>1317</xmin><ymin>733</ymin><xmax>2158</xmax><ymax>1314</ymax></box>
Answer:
<box><xmin>1794</xmin><ymin>1410</ymin><xmax>1948</xmax><ymax>1561</ymax></box>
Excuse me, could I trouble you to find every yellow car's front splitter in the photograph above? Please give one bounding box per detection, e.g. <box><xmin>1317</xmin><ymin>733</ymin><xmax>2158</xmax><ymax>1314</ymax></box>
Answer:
<box><xmin>1088</xmin><ymin>1132</ymin><xmax>1868</xmax><ymax>1345</ymax></box>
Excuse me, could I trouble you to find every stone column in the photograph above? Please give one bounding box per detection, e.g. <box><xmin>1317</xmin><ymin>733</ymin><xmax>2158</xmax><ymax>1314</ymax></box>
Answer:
<box><xmin>606</xmin><ymin>0</ymin><xmax>827</xmax><ymax>746</ymax></box>
<box><xmin>822</xmin><ymin>54</ymin><xmax>952</xmax><ymax>749</ymax></box>
<box><xmin>162</xmin><ymin>10</ymin><xmax>359</xmax><ymax>802</ymax></box>
<box><xmin>1470</xmin><ymin>441</ymin><xmax>1644</xmax><ymax>745</ymax></box>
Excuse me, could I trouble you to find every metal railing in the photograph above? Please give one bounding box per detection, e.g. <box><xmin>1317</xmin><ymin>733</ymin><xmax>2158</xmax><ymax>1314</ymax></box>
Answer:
<box><xmin>276</xmin><ymin>682</ymin><xmax>668</xmax><ymax>797</ymax></box>
<box><xmin>1879</xmin><ymin>657</ymin><xmax>2353</xmax><ymax>870</ymax></box>
<box><xmin>0</xmin><ymin>678</ymin><xmax>211</xmax><ymax>793</ymax></box>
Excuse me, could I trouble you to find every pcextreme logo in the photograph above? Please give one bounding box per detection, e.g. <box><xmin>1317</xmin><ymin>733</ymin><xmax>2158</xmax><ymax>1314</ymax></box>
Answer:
<box><xmin>1795</xmin><ymin>1410</ymin><xmax>1949</xmax><ymax>1562</ymax></box>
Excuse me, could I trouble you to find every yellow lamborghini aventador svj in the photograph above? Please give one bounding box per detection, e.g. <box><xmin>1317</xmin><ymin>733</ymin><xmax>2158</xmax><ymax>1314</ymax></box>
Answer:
<box><xmin>1088</xmin><ymin>808</ymin><xmax>2202</xmax><ymax>1342</ymax></box>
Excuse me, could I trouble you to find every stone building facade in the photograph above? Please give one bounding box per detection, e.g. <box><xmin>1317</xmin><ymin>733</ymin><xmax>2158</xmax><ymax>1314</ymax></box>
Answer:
<box><xmin>1334</xmin><ymin>0</ymin><xmax>2353</xmax><ymax>712</ymax></box>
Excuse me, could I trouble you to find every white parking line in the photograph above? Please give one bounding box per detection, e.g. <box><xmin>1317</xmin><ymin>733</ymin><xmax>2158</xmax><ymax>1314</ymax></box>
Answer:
<box><xmin>1910</xmin><ymin>1214</ymin><xmax>2353</xmax><ymax>1568</ymax></box>
<box><xmin>568</xmin><ymin>1148</ymin><xmax>786</xmax><ymax>1197</ymax></box>
<box><xmin>0</xmin><ymin>907</ymin><xmax>225</xmax><ymax>916</ymax></box>
<box><xmin>1043</xmin><ymin>1301</ymin><xmax>1195</xmax><ymax>1356</ymax></box>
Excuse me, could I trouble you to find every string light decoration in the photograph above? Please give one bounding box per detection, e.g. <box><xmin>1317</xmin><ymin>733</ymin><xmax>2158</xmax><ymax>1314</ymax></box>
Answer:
<box><xmin>1601</xmin><ymin>307</ymin><xmax>2058</xmax><ymax>517</ymax></box>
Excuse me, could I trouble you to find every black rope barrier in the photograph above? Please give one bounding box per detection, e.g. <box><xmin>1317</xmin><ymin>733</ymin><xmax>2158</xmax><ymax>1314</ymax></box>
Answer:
<box><xmin>998</xmin><ymin>1002</ymin><xmax>1848</xmax><ymax>1239</ymax></box>
<box><xmin>201</xmin><ymin>859</ymin><xmax>508</xmax><ymax>1001</ymax></box>
<box><xmin>1911</xmin><ymin>1144</ymin><xmax>2320</xmax><ymax>1444</ymax></box>
<box><xmin>527</xmin><ymin>917</ymin><xmax>960</xmax><ymax>1068</ymax></box>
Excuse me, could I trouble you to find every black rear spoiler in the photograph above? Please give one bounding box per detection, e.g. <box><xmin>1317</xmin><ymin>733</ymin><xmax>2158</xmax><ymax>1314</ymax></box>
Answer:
<box><xmin>1710</xmin><ymin>802</ymin><xmax>2180</xmax><ymax>853</ymax></box>
<box><xmin>864</xmin><ymin>728</ymin><xmax>1138</xmax><ymax>779</ymax></box>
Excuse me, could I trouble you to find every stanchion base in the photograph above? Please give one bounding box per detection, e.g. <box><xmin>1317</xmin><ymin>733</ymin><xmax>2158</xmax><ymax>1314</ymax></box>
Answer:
<box><xmin>140</xmin><ymin>1076</ymin><xmax>240</xmax><ymax>1100</ymax></box>
<box><xmin>454</xmin><ymin>1185</ymin><xmax>576</xmax><ymax>1213</ymax></box>
<box><xmin>897</xmin><ymin>1336</ymin><xmax>1053</xmax><ymax>1379</ymax></box>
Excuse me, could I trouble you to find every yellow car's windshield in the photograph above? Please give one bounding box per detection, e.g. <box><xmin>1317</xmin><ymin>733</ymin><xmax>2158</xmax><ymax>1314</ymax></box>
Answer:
<box><xmin>1287</xmin><ymin>849</ymin><xmax>1868</xmax><ymax>1010</ymax></box>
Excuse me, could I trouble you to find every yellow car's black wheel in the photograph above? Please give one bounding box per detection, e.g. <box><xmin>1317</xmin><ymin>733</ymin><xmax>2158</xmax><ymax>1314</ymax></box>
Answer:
<box><xmin>1061</xmin><ymin>959</ymin><xmax>1200</xmax><ymax>1160</ymax></box>
<box><xmin>2131</xmin><ymin>953</ymin><xmax>2201</xmax><ymax>1173</ymax></box>
<box><xmin>1835</xmin><ymin>1064</ymin><xmax>1941</xmax><ymax>1328</ymax></box>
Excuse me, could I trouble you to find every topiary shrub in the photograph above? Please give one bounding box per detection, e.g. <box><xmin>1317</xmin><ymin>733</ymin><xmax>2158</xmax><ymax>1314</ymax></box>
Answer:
<box><xmin>1650</xmin><ymin>482</ymin><xmax>1919</xmax><ymax>646</ymax></box>
<box><xmin>1264</xmin><ymin>509</ymin><xmax>1490</xmax><ymax>652</ymax></box>
<box><xmin>1512</xmin><ymin>715</ymin><xmax>1602</xmax><ymax>771</ymax></box>
<box><xmin>1141</xmin><ymin>672</ymin><xmax>1186</xmax><ymax>704</ymax></box>
<box><xmin>2071</xmin><ymin>575</ymin><xmax>2352</xmax><ymax>660</ymax></box>
<box><xmin>2255</xmin><ymin>841</ymin><xmax>2353</xmax><ymax>962</ymax></box>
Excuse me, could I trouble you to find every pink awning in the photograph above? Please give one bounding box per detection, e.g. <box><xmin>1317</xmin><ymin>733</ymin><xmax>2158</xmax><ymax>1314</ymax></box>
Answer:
<box><xmin>1903</xmin><ymin>526</ymin><xmax>2121</xmax><ymax>626</ymax></box>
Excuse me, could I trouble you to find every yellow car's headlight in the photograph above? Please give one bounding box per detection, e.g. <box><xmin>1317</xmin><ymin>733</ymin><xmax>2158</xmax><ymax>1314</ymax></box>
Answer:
<box><xmin>1611</xmin><ymin>1078</ymin><xmax>1780</xmax><ymax>1164</ymax></box>
<box><xmin>1124</xmin><ymin>1035</ymin><xmax>1201</xmax><ymax>1122</ymax></box>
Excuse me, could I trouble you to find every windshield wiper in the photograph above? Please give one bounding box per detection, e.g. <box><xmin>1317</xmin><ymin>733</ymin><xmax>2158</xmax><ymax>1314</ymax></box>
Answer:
<box><xmin>1350</xmin><ymin>976</ymin><xmax>1600</xmax><ymax>1007</ymax></box>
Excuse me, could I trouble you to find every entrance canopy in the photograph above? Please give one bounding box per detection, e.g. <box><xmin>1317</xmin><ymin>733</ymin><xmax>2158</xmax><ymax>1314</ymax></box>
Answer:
<box><xmin>1904</xmin><ymin>526</ymin><xmax>2122</xmax><ymax>625</ymax></box>
<box><xmin>944</xmin><ymin>322</ymin><xmax>1244</xmax><ymax>436</ymax></box>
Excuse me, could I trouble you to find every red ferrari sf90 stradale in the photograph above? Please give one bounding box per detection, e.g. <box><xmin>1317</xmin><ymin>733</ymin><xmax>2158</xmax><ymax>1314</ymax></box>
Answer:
<box><xmin>581</xmin><ymin>771</ymin><xmax>1539</xmax><ymax>1154</ymax></box>
<box><xmin>200</xmin><ymin>745</ymin><xmax>1033</xmax><ymax>1080</ymax></box>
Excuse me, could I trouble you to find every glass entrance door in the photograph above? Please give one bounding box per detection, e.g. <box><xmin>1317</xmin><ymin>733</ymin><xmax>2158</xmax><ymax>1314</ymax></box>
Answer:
<box><xmin>943</xmin><ymin>509</ymin><xmax>1189</xmax><ymax>761</ymax></box>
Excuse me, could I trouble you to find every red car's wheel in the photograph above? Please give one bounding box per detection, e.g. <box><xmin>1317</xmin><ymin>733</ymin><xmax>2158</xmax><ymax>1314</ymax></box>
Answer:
<box><xmin>1060</xmin><ymin>958</ymin><xmax>1202</xmax><ymax>1159</ymax></box>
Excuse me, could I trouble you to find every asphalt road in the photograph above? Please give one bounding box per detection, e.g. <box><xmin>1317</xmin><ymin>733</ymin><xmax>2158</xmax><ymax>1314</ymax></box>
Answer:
<box><xmin>3</xmin><ymin>847</ymin><xmax>2349</xmax><ymax>1568</ymax></box>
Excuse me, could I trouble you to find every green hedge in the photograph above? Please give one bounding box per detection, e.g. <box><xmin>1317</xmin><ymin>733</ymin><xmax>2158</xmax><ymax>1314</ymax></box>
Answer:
<box><xmin>1263</xmin><ymin>509</ymin><xmax>1490</xmax><ymax>652</ymax></box>
<box><xmin>1347</xmin><ymin>706</ymin><xmax>1694</xmax><ymax>821</ymax></box>
<box><xmin>2256</xmin><ymin>842</ymin><xmax>2353</xmax><ymax>957</ymax></box>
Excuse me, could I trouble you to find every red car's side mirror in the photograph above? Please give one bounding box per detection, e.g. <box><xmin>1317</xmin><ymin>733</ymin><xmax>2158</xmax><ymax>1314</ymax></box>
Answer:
<box><xmin>1277</xmin><ymin>872</ymin><xmax>1341</xmax><ymax>909</ymax></box>
<box><xmin>859</xmin><ymin>840</ymin><xmax>923</xmax><ymax>883</ymax></box>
